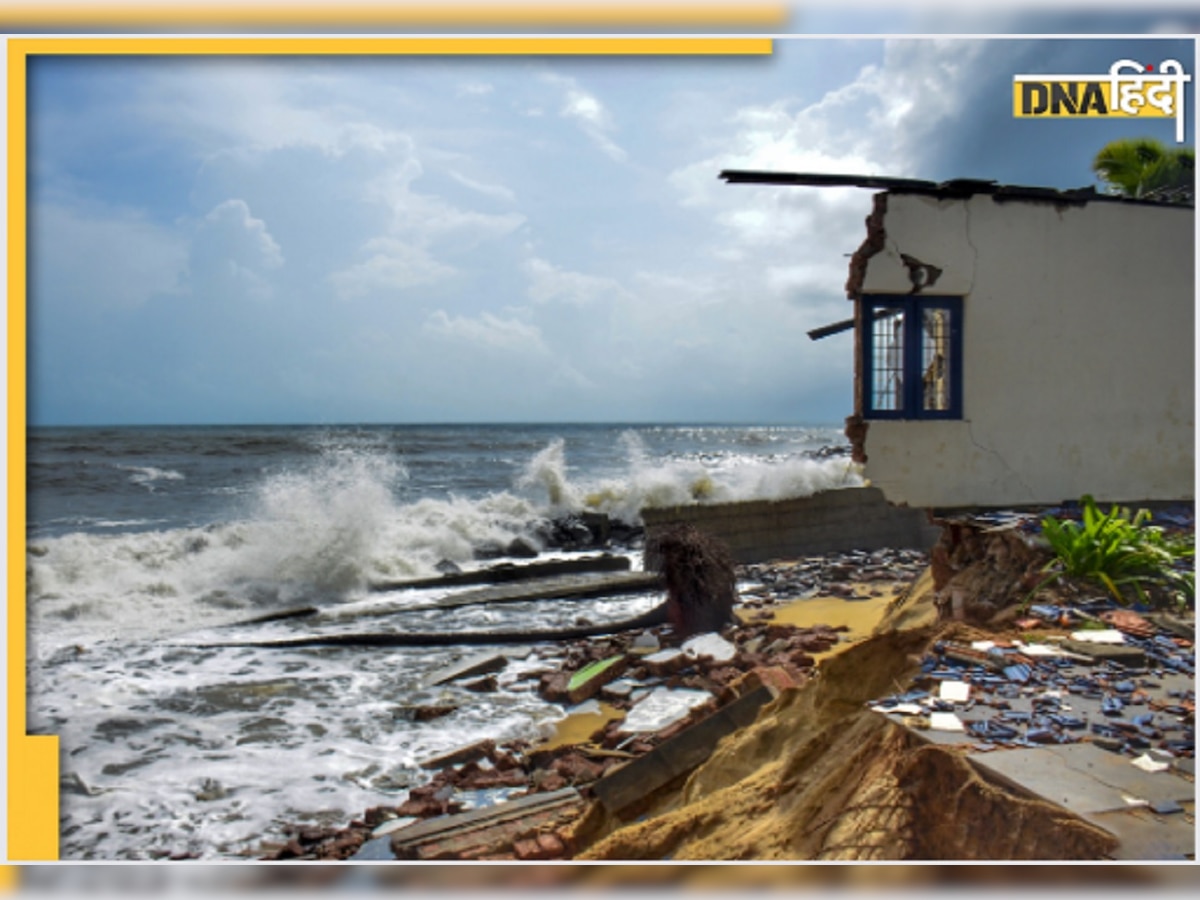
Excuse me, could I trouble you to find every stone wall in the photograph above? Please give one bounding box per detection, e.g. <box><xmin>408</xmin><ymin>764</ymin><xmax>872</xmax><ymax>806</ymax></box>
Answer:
<box><xmin>640</xmin><ymin>487</ymin><xmax>941</xmax><ymax>565</ymax></box>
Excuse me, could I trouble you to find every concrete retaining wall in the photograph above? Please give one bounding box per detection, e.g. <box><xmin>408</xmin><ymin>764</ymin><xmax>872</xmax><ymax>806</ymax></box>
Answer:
<box><xmin>641</xmin><ymin>487</ymin><xmax>941</xmax><ymax>564</ymax></box>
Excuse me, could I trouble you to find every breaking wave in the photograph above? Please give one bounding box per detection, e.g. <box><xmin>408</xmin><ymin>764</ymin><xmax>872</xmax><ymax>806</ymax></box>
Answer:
<box><xmin>28</xmin><ymin>432</ymin><xmax>861</xmax><ymax>649</ymax></box>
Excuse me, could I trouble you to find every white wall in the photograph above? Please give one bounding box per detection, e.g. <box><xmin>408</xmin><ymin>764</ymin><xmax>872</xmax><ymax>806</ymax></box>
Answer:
<box><xmin>858</xmin><ymin>192</ymin><xmax>1194</xmax><ymax>508</ymax></box>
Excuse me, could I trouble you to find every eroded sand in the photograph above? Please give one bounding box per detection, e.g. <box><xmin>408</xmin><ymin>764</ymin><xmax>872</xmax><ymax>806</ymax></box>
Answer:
<box><xmin>575</xmin><ymin>570</ymin><xmax>1118</xmax><ymax>861</ymax></box>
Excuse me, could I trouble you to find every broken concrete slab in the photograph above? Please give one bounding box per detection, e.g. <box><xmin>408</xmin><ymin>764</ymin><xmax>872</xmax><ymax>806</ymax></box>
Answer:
<box><xmin>370</xmin><ymin>554</ymin><xmax>633</xmax><ymax>592</ymax></box>
<box><xmin>427</xmin><ymin>571</ymin><xmax>662</xmax><ymax>611</ymax></box>
<box><xmin>566</xmin><ymin>654</ymin><xmax>630</xmax><ymax>706</ymax></box>
<box><xmin>630</xmin><ymin>633</ymin><xmax>661</xmax><ymax>655</ymax></box>
<box><xmin>593</xmin><ymin>683</ymin><xmax>779</xmax><ymax>818</ymax></box>
<box><xmin>682</xmin><ymin>633</ymin><xmax>736</xmax><ymax>663</ymax></box>
<box><xmin>424</xmin><ymin>653</ymin><xmax>509</xmax><ymax>688</ymax></box>
<box><xmin>1058</xmin><ymin>640</ymin><xmax>1147</xmax><ymax>667</ymax></box>
<box><xmin>1145</xmin><ymin>612</ymin><xmax>1195</xmax><ymax>641</ymax></box>
<box><xmin>619</xmin><ymin>688</ymin><xmax>713</xmax><ymax>735</ymax></box>
<box><xmin>388</xmin><ymin>787</ymin><xmax>582</xmax><ymax>860</ymax></box>
<box><xmin>600</xmin><ymin>679</ymin><xmax>639</xmax><ymax>701</ymax></box>
<box><xmin>1085</xmin><ymin>805</ymin><xmax>1196</xmax><ymax>860</ymax></box>
<box><xmin>966</xmin><ymin>743</ymin><xmax>1194</xmax><ymax>818</ymax></box>
<box><xmin>419</xmin><ymin>738</ymin><xmax>496</xmax><ymax>771</ymax></box>
<box><xmin>223</xmin><ymin>605</ymin><xmax>320</xmax><ymax>627</ymax></box>
<box><xmin>641</xmin><ymin>648</ymin><xmax>687</xmax><ymax>677</ymax></box>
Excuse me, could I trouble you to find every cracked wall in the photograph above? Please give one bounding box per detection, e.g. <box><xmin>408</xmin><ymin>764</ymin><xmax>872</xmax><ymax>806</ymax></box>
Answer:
<box><xmin>854</xmin><ymin>192</ymin><xmax>1194</xmax><ymax>508</ymax></box>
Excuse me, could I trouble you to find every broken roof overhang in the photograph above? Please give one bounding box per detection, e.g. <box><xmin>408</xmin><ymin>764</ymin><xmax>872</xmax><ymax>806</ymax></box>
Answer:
<box><xmin>807</xmin><ymin>307</ymin><xmax>904</xmax><ymax>342</ymax></box>
<box><xmin>719</xmin><ymin>170</ymin><xmax>1194</xmax><ymax>208</ymax></box>
<box><xmin>807</xmin><ymin>317</ymin><xmax>854</xmax><ymax>341</ymax></box>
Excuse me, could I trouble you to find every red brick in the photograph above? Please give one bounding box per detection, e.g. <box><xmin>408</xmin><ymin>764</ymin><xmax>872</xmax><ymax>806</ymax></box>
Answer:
<box><xmin>536</xmin><ymin>832</ymin><xmax>565</xmax><ymax>857</ymax></box>
<box><xmin>514</xmin><ymin>837</ymin><xmax>557</xmax><ymax>861</ymax></box>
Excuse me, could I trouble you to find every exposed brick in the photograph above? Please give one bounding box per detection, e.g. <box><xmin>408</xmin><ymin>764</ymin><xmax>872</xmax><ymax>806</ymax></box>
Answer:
<box><xmin>536</xmin><ymin>832</ymin><xmax>566</xmax><ymax>857</ymax></box>
<box><xmin>514</xmin><ymin>837</ymin><xmax>553</xmax><ymax>861</ymax></box>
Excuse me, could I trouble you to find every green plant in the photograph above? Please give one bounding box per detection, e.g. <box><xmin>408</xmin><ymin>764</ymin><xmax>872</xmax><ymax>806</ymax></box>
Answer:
<box><xmin>1027</xmin><ymin>495</ymin><xmax>1194</xmax><ymax>610</ymax></box>
<box><xmin>1093</xmin><ymin>137</ymin><xmax>1195</xmax><ymax>200</ymax></box>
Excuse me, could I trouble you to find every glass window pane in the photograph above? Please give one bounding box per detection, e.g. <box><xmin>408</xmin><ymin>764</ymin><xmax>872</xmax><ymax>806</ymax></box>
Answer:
<box><xmin>871</xmin><ymin>308</ymin><xmax>906</xmax><ymax>412</ymax></box>
<box><xmin>921</xmin><ymin>307</ymin><xmax>951</xmax><ymax>411</ymax></box>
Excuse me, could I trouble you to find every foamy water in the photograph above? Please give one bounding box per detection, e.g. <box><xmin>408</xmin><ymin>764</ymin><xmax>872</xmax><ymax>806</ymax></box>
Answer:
<box><xmin>26</xmin><ymin>423</ymin><xmax>860</xmax><ymax>858</ymax></box>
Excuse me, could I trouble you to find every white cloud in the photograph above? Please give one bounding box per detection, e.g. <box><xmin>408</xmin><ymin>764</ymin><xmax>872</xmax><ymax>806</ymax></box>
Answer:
<box><xmin>541</xmin><ymin>72</ymin><xmax>627</xmax><ymax>162</ymax></box>
<box><xmin>187</xmin><ymin>198</ymin><xmax>283</xmax><ymax>301</ymax></box>
<box><xmin>370</xmin><ymin>159</ymin><xmax>526</xmax><ymax>245</ymax></box>
<box><xmin>457</xmin><ymin>82</ymin><xmax>494</xmax><ymax>98</ymax></box>
<box><xmin>447</xmin><ymin>170</ymin><xmax>517</xmax><ymax>204</ymax></box>
<box><xmin>661</xmin><ymin>38</ymin><xmax>992</xmax><ymax>319</ymax></box>
<box><xmin>422</xmin><ymin>310</ymin><xmax>549</xmax><ymax>356</ymax></box>
<box><xmin>136</xmin><ymin>63</ymin><xmax>413</xmax><ymax>161</ymax></box>
<box><xmin>330</xmin><ymin>237</ymin><xmax>456</xmax><ymax>300</ymax></box>
<box><xmin>524</xmin><ymin>257</ymin><xmax>631</xmax><ymax>307</ymax></box>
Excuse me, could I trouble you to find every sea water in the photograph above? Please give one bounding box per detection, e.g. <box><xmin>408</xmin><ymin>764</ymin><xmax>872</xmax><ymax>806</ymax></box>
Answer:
<box><xmin>25</xmin><ymin>423</ymin><xmax>859</xmax><ymax>859</ymax></box>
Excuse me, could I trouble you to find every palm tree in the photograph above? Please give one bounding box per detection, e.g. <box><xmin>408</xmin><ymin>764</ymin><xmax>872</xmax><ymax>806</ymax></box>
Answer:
<box><xmin>1092</xmin><ymin>137</ymin><xmax>1194</xmax><ymax>201</ymax></box>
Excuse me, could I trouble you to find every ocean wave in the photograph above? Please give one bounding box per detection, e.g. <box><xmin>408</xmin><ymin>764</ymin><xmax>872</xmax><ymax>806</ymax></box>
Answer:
<box><xmin>517</xmin><ymin>431</ymin><xmax>862</xmax><ymax>524</ymax></box>
<box><xmin>28</xmin><ymin>432</ymin><xmax>861</xmax><ymax>650</ymax></box>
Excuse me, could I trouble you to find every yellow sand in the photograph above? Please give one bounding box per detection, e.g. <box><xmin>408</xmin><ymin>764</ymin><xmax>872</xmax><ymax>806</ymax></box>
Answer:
<box><xmin>739</xmin><ymin>584</ymin><xmax>905</xmax><ymax>660</ymax></box>
<box><xmin>576</xmin><ymin>570</ymin><xmax>1117</xmax><ymax>861</ymax></box>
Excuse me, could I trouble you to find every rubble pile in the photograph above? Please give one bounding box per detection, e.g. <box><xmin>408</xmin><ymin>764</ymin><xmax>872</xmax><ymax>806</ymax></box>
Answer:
<box><xmin>262</xmin><ymin>618</ymin><xmax>834</xmax><ymax>861</ymax></box>
<box><xmin>257</xmin><ymin>530</ymin><xmax>1192</xmax><ymax>863</ymax></box>
<box><xmin>260</xmin><ymin>550</ymin><xmax>913</xmax><ymax>862</ymax></box>
<box><xmin>738</xmin><ymin>548</ymin><xmax>928</xmax><ymax>604</ymax></box>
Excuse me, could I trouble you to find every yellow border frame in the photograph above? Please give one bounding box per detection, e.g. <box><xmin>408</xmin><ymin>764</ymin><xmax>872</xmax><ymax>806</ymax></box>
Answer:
<box><xmin>4</xmin><ymin>4</ymin><xmax>790</xmax><ymax>30</ymax></box>
<box><xmin>5</xmin><ymin>34</ymin><xmax>773</xmax><ymax>863</ymax></box>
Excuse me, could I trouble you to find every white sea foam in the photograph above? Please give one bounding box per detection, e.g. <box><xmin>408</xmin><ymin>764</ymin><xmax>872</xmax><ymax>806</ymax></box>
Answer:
<box><xmin>29</xmin><ymin>427</ymin><xmax>863</xmax><ymax>859</ymax></box>
<box><xmin>518</xmin><ymin>430</ymin><xmax>863</xmax><ymax>524</ymax></box>
<box><xmin>28</xmin><ymin>435</ymin><xmax>860</xmax><ymax>652</ymax></box>
<box><xmin>117</xmin><ymin>465</ymin><xmax>185</xmax><ymax>490</ymax></box>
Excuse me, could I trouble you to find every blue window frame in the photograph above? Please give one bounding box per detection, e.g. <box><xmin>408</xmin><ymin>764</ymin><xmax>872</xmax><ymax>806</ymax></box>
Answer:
<box><xmin>861</xmin><ymin>294</ymin><xmax>963</xmax><ymax>420</ymax></box>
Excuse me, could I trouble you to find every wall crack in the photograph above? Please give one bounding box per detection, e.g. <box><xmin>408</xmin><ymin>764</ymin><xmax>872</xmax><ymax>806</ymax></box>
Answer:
<box><xmin>963</xmin><ymin>201</ymin><xmax>980</xmax><ymax>292</ymax></box>
<box><xmin>966</xmin><ymin>420</ymin><xmax>1034</xmax><ymax>500</ymax></box>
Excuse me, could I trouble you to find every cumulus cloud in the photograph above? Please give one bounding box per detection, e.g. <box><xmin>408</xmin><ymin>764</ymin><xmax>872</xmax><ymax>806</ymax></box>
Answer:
<box><xmin>369</xmin><ymin>157</ymin><xmax>526</xmax><ymax>246</ymax></box>
<box><xmin>186</xmin><ymin>198</ymin><xmax>283</xmax><ymax>301</ymax></box>
<box><xmin>666</xmin><ymin>39</ymin><xmax>994</xmax><ymax>275</ymax></box>
<box><xmin>330</xmin><ymin>237</ymin><xmax>456</xmax><ymax>300</ymax></box>
<box><xmin>41</xmin><ymin>40</ymin><xmax>1153</xmax><ymax>426</ymax></box>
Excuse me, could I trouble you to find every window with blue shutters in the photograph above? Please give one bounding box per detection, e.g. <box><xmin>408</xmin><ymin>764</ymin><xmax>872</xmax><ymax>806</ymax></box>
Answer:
<box><xmin>861</xmin><ymin>295</ymin><xmax>963</xmax><ymax>420</ymax></box>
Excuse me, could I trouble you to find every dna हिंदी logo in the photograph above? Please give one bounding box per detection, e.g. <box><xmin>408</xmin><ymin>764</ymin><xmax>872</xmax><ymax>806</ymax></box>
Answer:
<box><xmin>1013</xmin><ymin>59</ymin><xmax>1190</xmax><ymax>142</ymax></box>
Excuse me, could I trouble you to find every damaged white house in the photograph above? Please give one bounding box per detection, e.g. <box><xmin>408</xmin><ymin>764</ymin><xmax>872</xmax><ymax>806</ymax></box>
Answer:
<box><xmin>721</xmin><ymin>171</ymin><xmax>1195</xmax><ymax>509</ymax></box>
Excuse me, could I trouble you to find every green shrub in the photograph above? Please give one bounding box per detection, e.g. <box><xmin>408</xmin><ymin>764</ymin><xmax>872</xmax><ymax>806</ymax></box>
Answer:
<box><xmin>1030</xmin><ymin>495</ymin><xmax>1194</xmax><ymax>610</ymax></box>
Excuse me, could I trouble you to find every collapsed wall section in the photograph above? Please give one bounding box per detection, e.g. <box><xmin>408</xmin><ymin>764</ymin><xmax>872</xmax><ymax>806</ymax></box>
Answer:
<box><xmin>640</xmin><ymin>487</ymin><xmax>940</xmax><ymax>565</ymax></box>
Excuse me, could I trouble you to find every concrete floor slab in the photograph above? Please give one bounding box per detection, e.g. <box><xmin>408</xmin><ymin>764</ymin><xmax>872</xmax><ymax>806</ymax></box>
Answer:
<box><xmin>967</xmin><ymin>742</ymin><xmax>1194</xmax><ymax>815</ymax></box>
<box><xmin>1084</xmin><ymin>805</ymin><xmax>1195</xmax><ymax>860</ymax></box>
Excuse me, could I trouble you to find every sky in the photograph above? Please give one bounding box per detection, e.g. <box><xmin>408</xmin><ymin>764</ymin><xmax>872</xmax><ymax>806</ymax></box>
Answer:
<box><xmin>25</xmin><ymin>30</ymin><xmax>1196</xmax><ymax>426</ymax></box>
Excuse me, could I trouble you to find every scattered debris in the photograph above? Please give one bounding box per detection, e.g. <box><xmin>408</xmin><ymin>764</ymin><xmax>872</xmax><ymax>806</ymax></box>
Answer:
<box><xmin>424</xmin><ymin>653</ymin><xmax>510</xmax><ymax>688</ymax></box>
<box><xmin>592</xmin><ymin>681</ymin><xmax>786</xmax><ymax>818</ymax></box>
<box><xmin>263</xmin><ymin>535</ymin><xmax>1191</xmax><ymax>862</ymax></box>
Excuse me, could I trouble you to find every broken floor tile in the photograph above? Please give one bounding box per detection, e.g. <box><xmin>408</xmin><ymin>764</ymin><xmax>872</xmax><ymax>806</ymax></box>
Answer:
<box><xmin>682</xmin><ymin>632</ymin><xmax>737</xmax><ymax>663</ymax></box>
<box><xmin>619</xmin><ymin>687</ymin><xmax>712</xmax><ymax>735</ymax></box>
